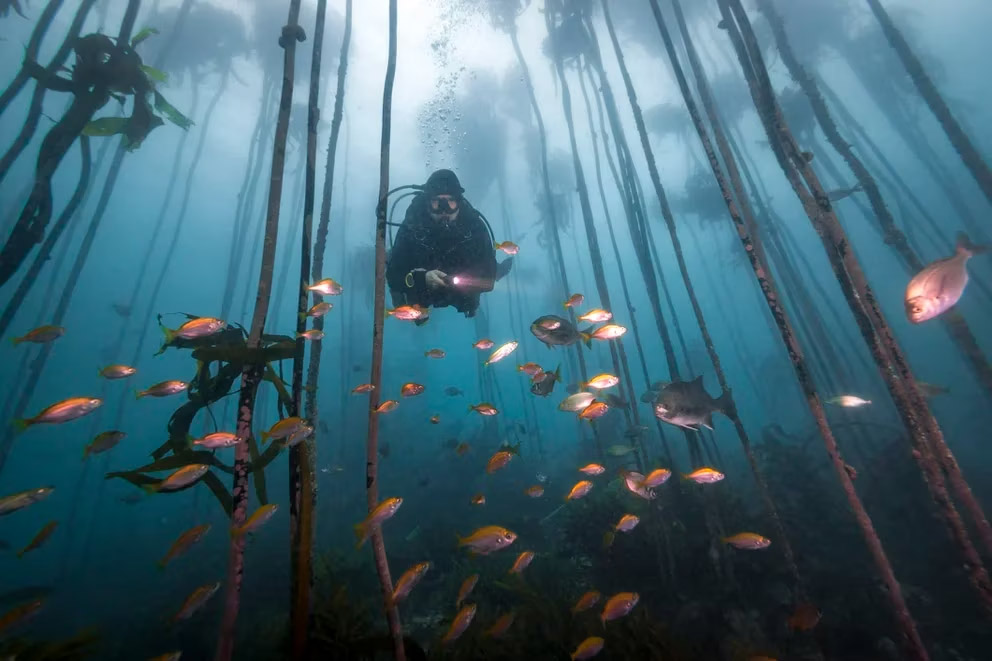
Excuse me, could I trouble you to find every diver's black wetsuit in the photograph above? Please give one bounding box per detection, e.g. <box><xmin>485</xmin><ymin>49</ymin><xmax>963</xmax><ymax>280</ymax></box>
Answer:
<box><xmin>386</xmin><ymin>194</ymin><xmax>497</xmax><ymax>316</ymax></box>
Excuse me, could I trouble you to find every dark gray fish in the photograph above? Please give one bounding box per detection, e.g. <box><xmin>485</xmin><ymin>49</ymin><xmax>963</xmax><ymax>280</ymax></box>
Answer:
<box><xmin>530</xmin><ymin>365</ymin><xmax>561</xmax><ymax>397</ymax></box>
<box><xmin>827</xmin><ymin>183</ymin><xmax>863</xmax><ymax>202</ymax></box>
<box><xmin>111</xmin><ymin>303</ymin><xmax>131</xmax><ymax>318</ymax></box>
<box><xmin>496</xmin><ymin>257</ymin><xmax>514</xmax><ymax>281</ymax></box>
<box><xmin>118</xmin><ymin>492</ymin><xmax>144</xmax><ymax>505</ymax></box>
<box><xmin>604</xmin><ymin>393</ymin><xmax>628</xmax><ymax>409</ymax></box>
<box><xmin>653</xmin><ymin>376</ymin><xmax>732</xmax><ymax>431</ymax></box>
<box><xmin>530</xmin><ymin>315</ymin><xmax>592</xmax><ymax>348</ymax></box>
<box><xmin>444</xmin><ymin>386</ymin><xmax>464</xmax><ymax>397</ymax></box>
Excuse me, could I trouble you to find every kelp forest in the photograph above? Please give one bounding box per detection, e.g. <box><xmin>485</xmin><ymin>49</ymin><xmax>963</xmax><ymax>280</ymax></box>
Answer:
<box><xmin>0</xmin><ymin>0</ymin><xmax>991</xmax><ymax>659</ymax></box>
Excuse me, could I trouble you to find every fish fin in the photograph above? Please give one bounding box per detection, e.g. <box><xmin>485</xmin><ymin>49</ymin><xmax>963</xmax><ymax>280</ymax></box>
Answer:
<box><xmin>12</xmin><ymin>418</ymin><xmax>29</xmax><ymax>432</ymax></box>
<box><xmin>715</xmin><ymin>389</ymin><xmax>735</xmax><ymax>417</ymax></box>
<box><xmin>701</xmin><ymin>416</ymin><xmax>714</xmax><ymax>431</ymax></box>
<box><xmin>956</xmin><ymin>232</ymin><xmax>988</xmax><ymax>256</ymax></box>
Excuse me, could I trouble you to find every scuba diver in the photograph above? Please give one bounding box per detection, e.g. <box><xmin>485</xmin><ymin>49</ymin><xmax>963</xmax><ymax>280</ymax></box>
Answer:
<box><xmin>387</xmin><ymin>169</ymin><xmax>508</xmax><ymax>323</ymax></box>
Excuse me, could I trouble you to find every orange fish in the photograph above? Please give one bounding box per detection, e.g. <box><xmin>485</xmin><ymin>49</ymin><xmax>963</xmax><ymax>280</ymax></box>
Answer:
<box><xmin>723</xmin><ymin>532</ymin><xmax>771</xmax><ymax>550</ymax></box>
<box><xmin>99</xmin><ymin>364</ymin><xmax>137</xmax><ymax>379</ymax></box>
<box><xmin>455</xmin><ymin>442</ymin><xmax>470</xmax><ymax>456</ymax></box>
<box><xmin>12</xmin><ymin>324</ymin><xmax>65</xmax><ymax>345</ymax></box>
<box><xmin>787</xmin><ymin>602</ymin><xmax>822</xmax><ymax>631</ymax></box>
<box><xmin>401</xmin><ymin>383</ymin><xmax>425</xmax><ymax>397</ymax></box>
<box><xmin>590</xmin><ymin>324</ymin><xmax>626</xmax><ymax>340</ymax></box>
<box><xmin>485</xmin><ymin>611</ymin><xmax>516</xmax><ymax>638</ymax></box>
<box><xmin>456</xmin><ymin>574</ymin><xmax>479</xmax><ymax>607</ymax></box>
<box><xmin>15</xmin><ymin>396</ymin><xmax>103</xmax><ymax>429</ymax></box>
<box><xmin>566</xmin><ymin>480</ymin><xmax>593</xmax><ymax>501</ymax></box>
<box><xmin>469</xmin><ymin>403</ymin><xmax>499</xmax><ymax>416</ymax></box>
<box><xmin>578</xmin><ymin>309</ymin><xmax>612</xmax><ymax>323</ymax></box>
<box><xmin>600</xmin><ymin>591</ymin><xmax>639</xmax><ymax>624</ymax></box>
<box><xmin>684</xmin><ymin>467</ymin><xmax>724</xmax><ymax>484</ymax></box>
<box><xmin>442</xmin><ymin>603</ymin><xmax>477</xmax><ymax>644</ymax></box>
<box><xmin>391</xmin><ymin>561</ymin><xmax>431</xmax><ymax>604</ymax></box>
<box><xmin>307</xmin><ymin>278</ymin><xmax>343</xmax><ymax>295</ymax></box>
<box><xmin>374</xmin><ymin>400</ymin><xmax>398</xmax><ymax>414</ymax></box>
<box><xmin>16</xmin><ymin>520</ymin><xmax>57</xmax><ymax>558</ymax></box>
<box><xmin>296</xmin><ymin>329</ymin><xmax>324</xmax><ymax>341</ymax></box>
<box><xmin>571</xmin><ymin>636</ymin><xmax>605</xmax><ymax>660</ymax></box>
<box><xmin>641</xmin><ymin>468</ymin><xmax>672</xmax><ymax>488</ymax></box>
<box><xmin>583</xmin><ymin>373</ymin><xmax>619</xmax><ymax>390</ymax></box>
<box><xmin>352</xmin><ymin>383</ymin><xmax>375</xmax><ymax>394</ymax></box>
<box><xmin>578</xmin><ymin>463</ymin><xmax>605</xmax><ymax>476</ymax></box>
<box><xmin>494</xmin><ymin>241</ymin><xmax>519</xmax><ymax>255</ymax></box>
<box><xmin>474</xmin><ymin>339</ymin><xmax>495</xmax><ymax>350</ymax></box>
<box><xmin>572</xmin><ymin>590</ymin><xmax>601</xmax><ymax>613</ymax></box>
<box><xmin>578</xmin><ymin>401</ymin><xmax>609</xmax><ymax>420</ymax></box>
<box><xmin>158</xmin><ymin>524</ymin><xmax>211</xmax><ymax>568</ymax></box>
<box><xmin>614</xmin><ymin>514</ymin><xmax>639</xmax><ymax>532</ymax></box>
<box><xmin>563</xmin><ymin>293</ymin><xmax>584</xmax><ymax>308</ymax></box>
<box><xmin>353</xmin><ymin>497</ymin><xmax>403</xmax><ymax>548</ymax></box>
<box><xmin>524</xmin><ymin>485</ymin><xmax>544</xmax><ymax>498</ymax></box>
<box><xmin>517</xmin><ymin>362</ymin><xmax>543</xmax><ymax>376</ymax></box>
<box><xmin>508</xmin><ymin>550</ymin><xmax>534</xmax><ymax>574</ymax></box>
<box><xmin>457</xmin><ymin>525</ymin><xmax>517</xmax><ymax>555</ymax></box>
<box><xmin>471</xmin><ymin>493</ymin><xmax>486</xmax><ymax>505</ymax></box>
<box><xmin>486</xmin><ymin>450</ymin><xmax>514</xmax><ymax>474</ymax></box>
<box><xmin>386</xmin><ymin>304</ymin><xmax>428</xmax><ymax>321</ymax></box>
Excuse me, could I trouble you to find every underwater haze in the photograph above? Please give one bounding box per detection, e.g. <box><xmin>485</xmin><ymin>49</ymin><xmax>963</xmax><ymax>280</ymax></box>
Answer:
<box><xmin>1</xmin><ymin>0</ymin><xmax>992</xmax><ymax>659</ymax></box>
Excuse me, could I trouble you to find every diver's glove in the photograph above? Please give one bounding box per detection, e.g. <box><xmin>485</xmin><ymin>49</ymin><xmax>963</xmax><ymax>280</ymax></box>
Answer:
<box><xmin>425</xmin><ymin>269</ymin><xmax>448</xmax><ymax>290</ymax></box>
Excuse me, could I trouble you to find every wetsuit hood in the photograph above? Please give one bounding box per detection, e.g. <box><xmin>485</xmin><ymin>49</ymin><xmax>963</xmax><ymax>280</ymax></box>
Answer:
<box><xmin>423</xmin><ymin>169</ymin><xmax>464</xmax><ymax>197</ymax></box>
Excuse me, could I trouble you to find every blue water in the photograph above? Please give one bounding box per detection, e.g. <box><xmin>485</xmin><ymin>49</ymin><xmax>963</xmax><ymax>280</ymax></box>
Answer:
<box><xmin>1</xmin><ymin>1</ymin><xmax>992</xmax><ymax>659</ymax></box>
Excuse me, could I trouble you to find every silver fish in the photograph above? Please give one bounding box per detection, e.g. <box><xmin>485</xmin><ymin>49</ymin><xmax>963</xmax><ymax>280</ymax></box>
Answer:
<box><xmin>653</xmin><ymin>376</ymin><xmax>731</xmax><ymax>431</ymax></box>
<box><xmin>559</xmin><ymin>392</ymin><xmax>595</xmax><ymax>412</ymax></box>
<box><xmin>905</xmin><ymin>234</ymin><xmax>987</xmax><ymax>323</ymax></box>
<box><xmin>827</xmin><ymin>183</ymin><xmax>863</xmax><ymax>202</ymax></box>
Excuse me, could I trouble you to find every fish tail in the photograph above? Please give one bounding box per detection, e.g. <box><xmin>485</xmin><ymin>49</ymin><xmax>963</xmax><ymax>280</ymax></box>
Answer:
<box><xmin>956</xmin><ymin>232</ymin><xmax>989</xmax><ymax>256</ymax></box>
<box><xmin>715</xmin><ymin>389</ymin><xmax>735</xmax><ymax>417</ymax></box>
<box><xmin>16</xmin><ymin>549</ymin><xmax>25</xmax><ymax>559</ymax></box>
<box><xmin>230</xmin><ymin>526</ymin><xmax>243</xmax><ymax>539</ymax></box>
<box><xmin>12</xmin><ymin>418</ymin><xmax>29</xmax><ymax>432</ymax></box>
<box><xmin>10</xmin><ymin>336</ymin><xmax>21</xmax><ymax>345</ymax></box>
<box><xmin>260</xmin><ymin>431</ymin><xmax>270</xmax><ymax>444</ymax></box>
<box><xmin>160</xmin><ymin>325</ymin><xmax>177</xmax><ymax>346</ymax></box>
<box><xmin>81</xmin><ymin>446</ymin><xmax>90</xmax><ymax>461</ymax></box>
<box><xmin>135</xmin><ymin>390</ymin><xmax>144</xmax><ymax>400</ymax></box>
<box><xmin>142</xmin><ymin>483</ymin><xmax>159</xmax><ymax>495</ymax></box>
<box><xmin>156</xmin><ymin>559</ymin><xmax>167</xmax><ymax>570</ymax></box>
<box><xmin>580</xmin><ymin>333</ymin><xmax>591</xmax><ymax>348</ymax></box>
